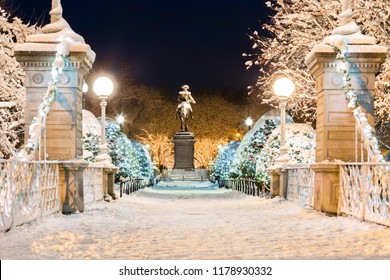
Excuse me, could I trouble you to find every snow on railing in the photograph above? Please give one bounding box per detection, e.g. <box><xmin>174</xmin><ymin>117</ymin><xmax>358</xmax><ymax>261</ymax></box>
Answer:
<box><xmin>339</xmin><ymin>162</ymin><xmax>390</xmax><ymax>227</ymax></box>
<box><xmin>0</xmin><ymin>160</ymin><xmax>60</xmax><ymax>232</ymax></box>
<box><xmin>286</xmin><ymin>165</ymin><xmax>315</xmax><ymax>208</ymax></box>
<box><xmin>353</xmin><ymin>107</ymin><xmax>384</xmax><ymax>162</ymax></box>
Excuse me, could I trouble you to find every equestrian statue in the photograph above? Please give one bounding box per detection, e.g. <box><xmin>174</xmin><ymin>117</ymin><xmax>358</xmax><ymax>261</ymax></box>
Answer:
<box><xmin>176</xmin><ymin>85</ymin><xmax>196</xmax><ymax>132</ymax></box>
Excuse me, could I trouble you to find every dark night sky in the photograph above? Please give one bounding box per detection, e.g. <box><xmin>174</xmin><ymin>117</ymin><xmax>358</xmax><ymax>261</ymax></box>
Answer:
<box><xmin>6</xmin><ymin>0</ymin><xmax>269</xmax><ymax>92</ymax></box>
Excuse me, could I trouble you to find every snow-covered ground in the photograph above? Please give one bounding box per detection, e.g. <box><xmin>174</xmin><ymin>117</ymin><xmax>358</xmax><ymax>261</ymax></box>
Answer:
<box><xmin>1</xmin><ymin>182</ymin><xmax>390</xmax><ymax>260</ymax></box>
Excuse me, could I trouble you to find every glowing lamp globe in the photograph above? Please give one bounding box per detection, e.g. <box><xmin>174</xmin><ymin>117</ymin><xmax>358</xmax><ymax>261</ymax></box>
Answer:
<box><xmin>117</xmin><ymin>115</ymin><xmax>125</xmax><ymax>124</ymax></box>
<box><xmin>93</xmin><ymin>77</ymin><xmax>114</xmax><ymax>98</ymax></box>
<box><xmin>273</xmin><ymin>77</ymin><xmax>295</xmax><ymax>98</ymax></box>
<box><xmin>245</xmin><ymin>117</ymin><xmax>253</xmax><ymax>127</ymax></box>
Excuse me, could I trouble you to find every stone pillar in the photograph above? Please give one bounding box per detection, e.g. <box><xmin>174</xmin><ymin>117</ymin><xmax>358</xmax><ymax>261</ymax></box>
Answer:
<box><xmin>310</xmin><ymin>163</ymin><xmax>339</xmax><ymax>213</ymax></box>
<box><xmin>276</xmin><ymin>167</ymin><xmax>288</xmax><ymax>198</ymax></box>
<box><xmin>173</xmin><ymin>131</ymin><xmax>195</xmax><ymax>170</ymax></box>
<box><xmin>14</xmin><ymin>2</ymin><xmax>96</xmax><ymax>214</ymax></box>
<box><xmin>268</xmin><ymin>167</ymin><xmax>280</xmax><ymax>198</ymax></box>
<box><xmin>305</xmin><ymin>26</ymin><xmax>387</xmax><ymax>215</ymax></box>
<box><xmin>14</xmin><ymin>45</ymin><xmax>95</xmax><ymax>161</ymax></box>
<box><xmin>59</xmin><ymin>161</ymin><xmax>88</xmax><ymax>214</ymax></box>
<box><xmin>306</xmin><ymin>44</ymin><xmax>386</xmax><ymax>162</ymax></box>
<box><xmin>104</xmin><ymin>167</ymin><xmax>119</xmax><ymax>200</ymax></box>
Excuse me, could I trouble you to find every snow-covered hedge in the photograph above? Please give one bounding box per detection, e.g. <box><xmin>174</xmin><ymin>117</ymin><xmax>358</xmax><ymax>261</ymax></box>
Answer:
<box><xmin>212</xmin><ymin>141</ymin><xmax>240</xmax><ymax>180</ymax></box>
<box><xmin>256</xmin><ymin>123</ymin><xmax>316</xmax><ymax>185</ymax></box>
<box><xmin>82</xmin><ymin>112</ymin><xmax>153</xmax><ymax>180</ymax></box>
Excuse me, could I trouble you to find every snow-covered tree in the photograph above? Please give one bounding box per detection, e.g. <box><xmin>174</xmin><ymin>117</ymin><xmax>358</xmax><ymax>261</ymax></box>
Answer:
<box><xmin>212</xmin><ymin>141</ymin><xmax>241</xmax><ymax>180</ymax></box>
<box><xmin>105</xmin><ymin>123</ymin><xmax>141</xmax><ymax>179</ymax></box>
<box><xmin>246</xmin><ymin>0</ymin><xmax>390</xmax><ymax>139</ymax></box>
<box><xmin>230</xmin><ymin>119</ymin><xmax>277</xmax><ymax>178</ymax></box>
<box><xmin>83</xmin><ymin>132</ymin><xmax>100</xmax><ymax>162</ymax></box>
<box><xmin>130</xmin><ymin>140</ymin><xmax>153</xmax><ymax>179</ymax></box>
<box><xmin>137</xmin><ymin>131</ymin><xmax>174</xmax><ymax>171</ymax></box>
<box><xmin>256</xmin><ymin>123</ymin><xmax>316</xmax><ymax>186</ymax></box>
<box><xmin>0</xmin><ymin>7</ymin><xmax>37</xmax><ymax>158</ymax></box>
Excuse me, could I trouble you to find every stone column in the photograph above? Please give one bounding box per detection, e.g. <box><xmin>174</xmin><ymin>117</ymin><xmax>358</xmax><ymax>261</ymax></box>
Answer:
<box><xmin>305</xmin><ymin>17</ymin><xmax>387</xmax><ymax>214</ymax></box>
<box><xmin>14</xmin><ymin>1</ymin><xmax>96</xmax><ymax>214</ymax></box>
<box><xmin>59</xmin><ymin>161</ymin><xmax>88</xmax><ymax>214</ymax></box>
<box><xmin>15</xmin><ymin>45</ymin><xmax>95</xmax><ymax>161</ymax></box>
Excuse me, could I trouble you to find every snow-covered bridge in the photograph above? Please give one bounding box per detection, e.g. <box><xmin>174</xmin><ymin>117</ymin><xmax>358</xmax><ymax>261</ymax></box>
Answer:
<box><xmin>1</xmin><ymin>183</ymin><xmax>390</xmax><ymax>260</ymax></box>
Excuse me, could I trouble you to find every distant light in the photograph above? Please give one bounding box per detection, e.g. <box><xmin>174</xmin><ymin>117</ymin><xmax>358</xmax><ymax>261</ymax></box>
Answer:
<box><xmin>82</xmin><ymin>82</ymin><xmax>89</xmax><ymax>93</ymax></box>
<box><xmin>236</xmin><ymin>132</ymin><xmax>241</xmax><ymax>137</ymax></box>
<box><xmin>273</xmin><ymin>77</ymin><xmax>295</xmax><ymax>98</ymax></box>
<box><xmin>245</xmin><ymin>117</ymin><xmax>253</xmax><ymax>127</ymax></box>
<box><xmin>145</xmin><ymin>144</ymin><xmax>150</xmax><ymax>150</ymax></box>
<box><xmin>218</xmin><ymin>144</ymin><xmax>222</xmax><ymax>150</ymax></box>
<box><xmin>93</xmin><ymin>77</ymin><xmax>113</xmax><ymax>98</ymax></box>
<box><xmin>116</xmin><ymin>115</ymin><xmax>125</xmax><ymax>124</ymax></box>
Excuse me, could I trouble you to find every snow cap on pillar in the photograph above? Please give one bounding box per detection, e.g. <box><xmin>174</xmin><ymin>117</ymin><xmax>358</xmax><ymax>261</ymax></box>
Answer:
<box><xmin>17</xmin><ymin>0</ymin><xmax>95</xmax><ymax>62</ymax></box>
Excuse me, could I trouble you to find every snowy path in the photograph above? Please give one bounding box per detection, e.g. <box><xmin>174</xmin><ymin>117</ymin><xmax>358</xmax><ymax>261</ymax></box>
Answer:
<box><xmin>1</xmin><ymin>185</ymin><xmax>390</xmax><ymax>260</ymax></box>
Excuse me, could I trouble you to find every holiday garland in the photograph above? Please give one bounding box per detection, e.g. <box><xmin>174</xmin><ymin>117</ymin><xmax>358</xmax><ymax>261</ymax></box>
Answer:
<box><xmin>332</xmin><ymin>46</ymin><xmax>384</xmax><ymax>162</ymax></box>
<box><xmin>17</xmin><ymin>46</ymin><xmax>70</xmax><ymax>161</ymax></box>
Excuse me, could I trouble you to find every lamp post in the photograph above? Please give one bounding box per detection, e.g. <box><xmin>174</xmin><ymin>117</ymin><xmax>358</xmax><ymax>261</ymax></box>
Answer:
<box><xmin>273</xmin><ymin>76</ymin><xmax>294</xmax><ymax>164</ymax></box>
<box><xmin>82</xmin><ymin>81</ymin><xmax>88</xmax><ymax>110</ymax></box>
<box><xmin>245</xmin><ymin>117</ymin><xmax>253</xmax><ymax>131</ymax></box>
<box><xmin>93</xmin><ymin>76</ymin><xmax>114</xmax><ymax>162</ymax></box>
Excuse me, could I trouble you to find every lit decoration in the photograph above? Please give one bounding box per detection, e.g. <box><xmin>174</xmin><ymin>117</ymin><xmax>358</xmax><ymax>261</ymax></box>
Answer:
<box><xmin>332</xmin><ymin>46</ymin><xmax>384</xmax><ymax>162</ymax></box>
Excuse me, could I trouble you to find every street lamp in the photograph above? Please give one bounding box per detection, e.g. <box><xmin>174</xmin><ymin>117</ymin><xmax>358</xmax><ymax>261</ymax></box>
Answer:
<box><xmin>93</xmin><ymin>76</ymin><xmax>114</xmax><ymax>162</ymax></box>
<box><xmin>273</xmin><ymin>76</ymin><xmax>294</xmax><ymax>164</ymax></box>
<box><xmin>116</xmin><ymin>115</ymin><xmax>125</xmax><ymax>126</ymax></box>
<box><xmin>245</xmin><ymin>117</ymin><xmax>253</xmax><ymax>130</ymax></box>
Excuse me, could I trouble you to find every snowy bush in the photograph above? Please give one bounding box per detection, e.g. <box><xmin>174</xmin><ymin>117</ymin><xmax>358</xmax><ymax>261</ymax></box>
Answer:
<box><xmin>230</xmin><ymin>119</ymin><xmax>277</xmax><ymax>178</ymax></box>
<box><xmin>83</xmin><ymin>132</ymin><xmax>100</xmax><ymax>162</ymax></box>
<box><xmin>130</xmin><ymin>140</ymin><xmax>153</xmax><ymax>179</ymax></box>
<box><xmin>212</xmin><ymin>141</ymin><xmax>240</xmax><ymax>180</ymax></box>
<box><xmin>82</xmin><ymin>122</ymin><xmax>153</xmax><ymax>180</ymax></box>
<box><xmin>256</xmin><ymin>123</ymin><xmax>316</xmax><ymax>186</ymax></box>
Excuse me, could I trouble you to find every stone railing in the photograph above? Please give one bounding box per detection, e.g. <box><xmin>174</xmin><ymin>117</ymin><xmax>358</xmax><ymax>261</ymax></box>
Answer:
<box><xmin>0</xmin><ymin>160</ymin><xmax>60</xmax><ymax>232</ymax></box>
<box><xmin>286</xmin><ymin>165</ymin><xmax>315</xmax><ymax>208</ymax></box>
<box><xmin>353</xmin><ymin>108</ymin><xmax>384</xmax><ymax>162</ymax></box>
<box><xmin>339</xmin><ymin>162</ymin><xmax>390</xmax><ymax>227</ymax></box>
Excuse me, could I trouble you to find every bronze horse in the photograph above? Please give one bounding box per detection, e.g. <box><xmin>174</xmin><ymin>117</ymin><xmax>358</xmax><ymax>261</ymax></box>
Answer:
<box><xmin>176</xmin><ymin>100</ymin><xmax>193</xmax><ymax>132</ymax></box>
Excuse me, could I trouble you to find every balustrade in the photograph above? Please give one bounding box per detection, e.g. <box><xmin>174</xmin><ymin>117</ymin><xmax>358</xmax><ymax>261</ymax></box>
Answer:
<box><xmin>0</xmin><ymin>160</ymin><xmax>60</xmax><ymax>232</ymax></box>
<box><xmin>339</xmin><ymin>163</ymin><xmax>390</xmax><ymax>227</ymax></box>
<box><xmin>287</xmin><ymin>166</ymin><xmax>315</xmax><ymax>208</ymax></box>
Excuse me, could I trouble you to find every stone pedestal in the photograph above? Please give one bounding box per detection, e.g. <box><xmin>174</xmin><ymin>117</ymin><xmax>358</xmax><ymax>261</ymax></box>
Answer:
<box><xmin>59</xmin><ymin>161</ymin><xmax>88</xmax><ymax>214</ymax></box>
<box><xmin>173</xmin><ymin>132</ymin><xmax>195</xmax><ymax>170</ymax></box>
<box><xmin>104</xmin><ymin>166</ymin><xmax>119</xmax><ymax>200</ymax></box>
<box><xmin>14</xmin><ymin>44</ymin><xmax>95</xmax><ymax>161</ymax></box>
<box><xmin>268</xmin><ymin>167</ymin><xmax>280</xmax><ymax>198</ymax></box>
<box><xmin>310</xmin><ymin>163</ymin><xmax>339</xmax><ymax>214</ymax></box>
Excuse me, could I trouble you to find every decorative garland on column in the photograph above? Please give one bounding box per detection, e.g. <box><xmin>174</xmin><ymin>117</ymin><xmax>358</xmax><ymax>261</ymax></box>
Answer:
<box><xmin>331</xmin><ymin>45</ymin><xmax>384</xmax><ymax>162</ymax></box>
<box><xmin>17</xmin><ymin>43</ymin><xmax>70</xmax><ymax>161</ymax></box>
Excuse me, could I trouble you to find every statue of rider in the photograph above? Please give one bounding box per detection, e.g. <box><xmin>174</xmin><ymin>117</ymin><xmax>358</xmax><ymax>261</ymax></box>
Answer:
<box><xmin>177</xmin><ymin>85</ymin><xmax>196</xmax><ymax>114</ymax></box>
<box><xmin>176</xmin><ymin>85</ymin><xmax>196</xmax><ymax>131</ymax></box>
